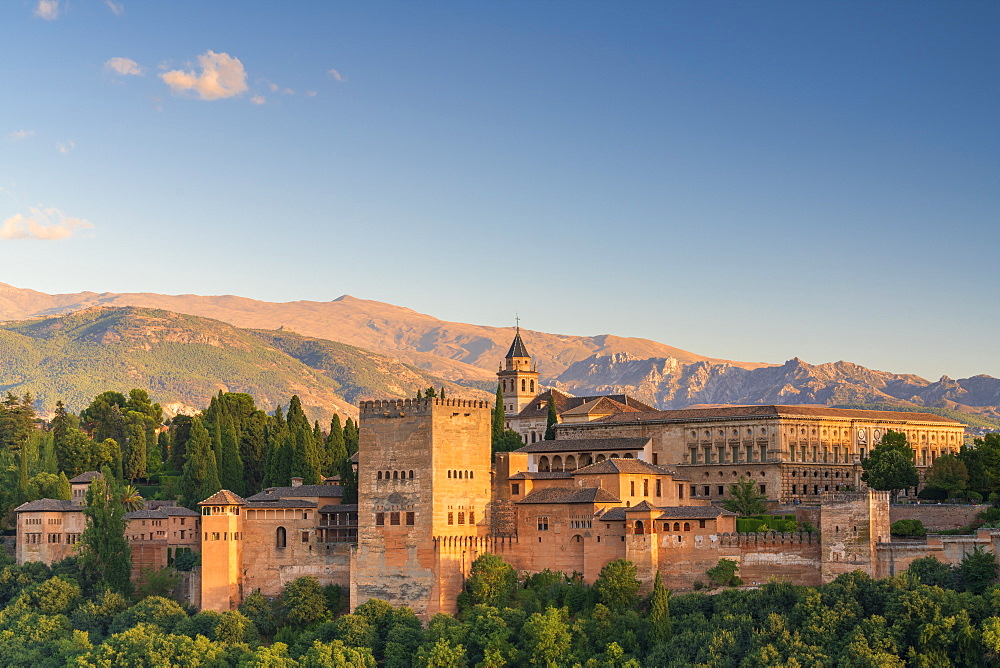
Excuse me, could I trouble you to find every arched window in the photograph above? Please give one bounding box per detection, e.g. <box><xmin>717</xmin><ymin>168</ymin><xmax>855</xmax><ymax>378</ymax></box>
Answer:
<box><xmin>673</xmin><ymin>522</ymin><xmax>680</xmax><ymax>531</ymax></box>
<box><xmin>565</xmin><ymin>455</ymin><xmax>576</xmax><ymax>470</ymax></box>
<box><xmin>552</xmin><ymin>456</ymin><xmax>563</xmax><ymax>472</ymax></box>
<box><xmin>530</xmin><ymin>380</ymin><xmax>535</xmax><ymax>392</ymax></box>
<box><xmin>469</xmin><ymin>471</ymin><xmax>474</xmax><ymax>479</ymax></box>
<box><xmin>393</xmin><ymin>470</ymin><xmax>398</xmax><ymax>479</ymax></box>
<box><xmin>684</xmin><ymin>522</ymin><xmax>691</xmax><ymax>532</ymax></box>
<box><xmin>276</xmin><ymin>526</ymin><xmax>287</xmax><ymax>549</ymax></box>
<box><xmin>521</xmin><ymin>379</ymin><xmax>526</xmax><ymax>392</ymax></box>
<box><xmin>596</xmin><ymin>454</ymin><xmax>605</xmax><ymax>462</ymax></box>
<box><xmin>408</xmin><ymin>470</ymin><xmax>414</xmax><ymax>479</ymax></box>
<box><xmin>635</xmin><ymin>520</ymin><xmax>645</xmax><ymax>535</ymax></box>
<box><xmin>447</xmin><ymin>470</ymin><xmax>452</xmax><ymax>478</ymax></box>
<box><xmin>385</xmin><ymin>470</ymin><xmax>390</xmax><ymax>479</ymax></box>
<box><xmin>377</xmin><ymin>471</ymin><xmax>382</xmax><ymax>480</ymax></box>
<box><xmin>539</xmin><ymin>456</ymin><xmax>550</xmax><ymax>472</ymax></box>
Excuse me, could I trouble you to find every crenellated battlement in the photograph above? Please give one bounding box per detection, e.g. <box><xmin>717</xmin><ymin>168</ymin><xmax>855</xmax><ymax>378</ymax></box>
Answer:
<box><xmin>719</xmin><ymin>531</ymin><xmax>817</xmax><ymax>547</ymax></box>
<box><xmin>820</xmin><ymin>490</ymin><xmax>889</xmax><ymax>504</ymax></box>
<box><xmin>360</xmin><ymin>398</ymin><xmax>489</xmax><ymax>416</ymax></box>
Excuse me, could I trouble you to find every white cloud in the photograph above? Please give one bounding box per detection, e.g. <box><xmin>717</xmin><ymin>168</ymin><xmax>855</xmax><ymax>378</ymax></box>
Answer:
<box><xmin>104</xmin><ymin>57</ymin><xmax>143</xmax><ymax>76</ymax></box>
<box><xmin>268</xmin><ymin>82</ymin><xmax>279</xmax><ymax>92</ymax></box>
<box><xmin>0</xmin><ymin>208</ymin><xmax>93</xmax><ymax>241</ymax></box>
<box><xmin>57</xmin><ymin>141</ymin><xmax>74</xmax><ymax>154</ymax></box>
<box><xmin>105</xmin><ymin>0</ymin><xmax>124</xmax><ymax>15</ymax></box>
<box><xmin>250</xmin><ymin>95</ymin><xmax>266</xmax><ymax>105</ymax></box>
<box><xmin>160</xmin><ymin>51</ymin><xmax>248</xmax><ymax>100</ymax></box>
<box><xmin>305</xmin><ymin>90</ymin><xmax>317</xmax><ymax>98</ymax></box>
<box><xmin>9</xmin><ymin>130</ymin><xmax>35</xmax><ymax>140</ymax></box>
<box><xmin>34</xmin><ymin>0</ymin><xmax>60</xmax><ymax>20</ymax></box>
<box><xmin>328</xmin><ymin>68</ymin><xmax>344</xmax><ymax>82</ymax></box>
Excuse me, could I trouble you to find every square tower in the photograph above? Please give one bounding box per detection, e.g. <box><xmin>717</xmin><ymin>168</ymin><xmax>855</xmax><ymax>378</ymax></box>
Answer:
<box><xmin>353</xmin><ymin>398</ymin><xmax>491</xmax><ymax>618</ymax></box>
<box><xmin>198</xmin><ymin>490</ymin><xmax>245</xmax><ymax>612</ymax></box>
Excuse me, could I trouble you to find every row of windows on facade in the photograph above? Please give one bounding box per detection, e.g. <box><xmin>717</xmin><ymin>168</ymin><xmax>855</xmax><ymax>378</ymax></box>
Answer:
<box><xmin>688</xmin><ymin>445</ymin><xmax>769</xmax><ymax>464</ymax></box>
<box><xmin>536</xmin><ymin>452</ymin><xmax>640</xmax><ymax>472</ymax></box>
<box><xmin>447</xmin><ymin>511</ymin><xmax>474</xmax><ymax>525</ymax></box>
<box><xmin>22</xmin><ymin>533</ymin><xmax>80</xmax><ymax>544</ymax></box>
<box><xmin>501</xmin><ymin>378</ymin><xmax>535</xmax><ymax>394</ymax></box>
<box><xmin>697</xmin><ymin>484</ymin><xmax>766</xmax><ymax>496</ymax></box>
<box><xmin>790</xmin><ymin>484</ymin><xmax>849</xmax><ymax>495</ymax></box>
<box><xmin>377</xmin><ymin>470</ymin><xmax>415</xmax><ymax>480</ymax></box>
<box><xmin>129</xmin><ymin>531</ymin><xmax>168</xmax><ymax>540</ymax></box>
<box><xmin>204</xmin><ymin>531</ymin><xmax>244</xmax><ymax>541</ymax></box>
<box><xmin>535</xmin><ymin>517</ymin><xmax>709</xmax><ymax>532</ymax></box>
<box><xmin>375</xmin><ymin>511</ymin><xmax>415</xmax><ymax>526</ymax></box>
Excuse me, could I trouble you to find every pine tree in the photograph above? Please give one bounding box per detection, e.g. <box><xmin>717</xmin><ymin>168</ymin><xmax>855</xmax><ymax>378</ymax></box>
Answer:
<box><xmin>79</xmin><ymin>469</ymin><xmax>133</xmax><ymax>596</ymax></box>
<box><xmin>241</xmin><ymin>411</ymin><xmax>268</xmax><ymax>495</ymax></box>
<box><xmin>123</xmin><ymin>422</ymin><xmax>147</xmax><ymax>481</ymax></box>
<box><xmin>167</xmin><ymin>414</ymin><xmax>194</xmax><ymax>473</ymax></box>
<box><xmin>52</xmin><ymin>401</ymin><xmax>68</xmax><ymax>453</ymax></box>
<box><xmin>425</xmin><ymin>387</ymin><xmax>437</xmax><ymax>398</ymax></box>
<box><xmin>649</xmin><ymin>571</ymin><xmax>672</xmax><ymax>644</ymax></box>
<box><xmin>545</xmin><ymin>393</ymin><xmax>558</xmax><ymax>440</ymax></box>
<box><xmin>180</xmin><ymin>417</ymin><xmax>222</xmax><ymax>508</ymax></box>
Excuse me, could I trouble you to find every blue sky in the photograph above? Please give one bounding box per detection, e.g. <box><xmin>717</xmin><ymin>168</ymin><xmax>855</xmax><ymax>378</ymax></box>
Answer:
<box><xmin>1</xmin><ymin>1</ymin><xmax>997</xmax><ymax>380</ymax></box>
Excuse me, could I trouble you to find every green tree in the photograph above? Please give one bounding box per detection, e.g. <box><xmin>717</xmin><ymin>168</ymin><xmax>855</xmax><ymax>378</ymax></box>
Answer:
<box><xmin>594</xmin><ymin>559</ymin><xmax>640</xmax><ymax>612</ymax></box>
<box><xmin>425</xmin><ymin>387</ymin><xmax>437</xmax><ymax>399</ymax></box>
<box><xmin>180</xmin><ymin>417</ymin><xmax>222</xmax><ymax>507</ymax></box>
<box><xmin>492</xmin><ymin>385</ymin><xmax>505</xmax><ymax>448</ymax></box>
<box><xmin>521</xmin><ymin>607</ymin><xmax>571</xmax><ymax>667</ymax></box>
<box><xmin>925</xmin><ymin>454</ymin><xmax>969</xmax><ymax>498</ymax></box>
<box><xmin>282</xmin><ymin>576</ymin><xmax>328</xmax><ymax>627</ymax></box>
<box><xmin>343</xmin><ymin>418</ymin><xmax>359</xmax><ymax>456</ymax></box>
<box><xmin>544</xmin><ymin>394</ymin><xmax>557</xmax><ymax>440</ymax></box>
<box><xmin>78</xmin><ymin>470</ymin><xmax>133</xmax><ymax>596</ymax></box>
<box><xmin>123</xmin><ymin>421</ymin><xmax>147</xmax><ymax>481</ymax></box>
<box><xmin>722</xmin><ymin>476</ymin><xmax>768</xmax><ymax>516</ymax></box>
<box><xmin>417</xmin><ymin>637</ymin><xmax>467</xmax><ymax>668</ymax></box>
<box><xmin>706</xmin><ymin>558</ymin><xmax>742</xmax><ymax>588</ymax></box>
<box><xmin>218</xmin><ymin>415</ymin><xmax>244</xmax><ymax>495</ymax></box>
<box><xmin>324</xmin><ymin>415</ymin><xmax>347</xmax><ymax>479</ymax></box>
<box><xmin>464</xmin><ymin>553</ymin><xmax>518</xmax><ymax>609</ymax></box>
<box><xmin>957</xmin><ymin>547</ymin><xmax>999</xmax><ymax>594</ymax></box>
<box><xmin>648</xmin><ymin>571</ymin><xmax>671</xmax><ymax>644</ymax></box>
<box><xmin>959</xmin><ymin>433</ymin><xmax>1000</xmax><ymax>499</ymax></box>
<box><xmin>862</xmin><ymin>431</ymin><xmax>919</xmax><ymax>500</ymax></box>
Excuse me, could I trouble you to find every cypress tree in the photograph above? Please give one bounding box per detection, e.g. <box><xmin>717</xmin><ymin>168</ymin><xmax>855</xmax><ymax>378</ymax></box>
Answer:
<box><xmin>324</xmin><ymin>415</ymin><xmax>346</xmax><ymax>478</ymax></box>
<box><xmin>343</xmin><ymin>418</ymin><xmax>359</xmax><ymax>456</ymax></box>
<box><xmin>55</xmin><ymin>471</ymin><xmax>71</xmax><ymax>500</ymax></box>
<box><xmin>123</xmin><ymin>422</ymin><xmax>147</xmax><ymax>481</ymax></box>
<box><xmin>79</xmin><ymin>469</ymin><xmax>132</xmax><ymax>596</ymax></box>
<box><xmin>241</xmin><ymin>411</ymin><xmax>267</xmax><ymax>494</ymax></box>
<box><xmin>219</xmin><ymin>415</ymin><xmax>244</xmax><ymax>495</ymax></box>
<box><xmin>649</xmin><ymin>571</ymin><xmax>672</xmax><ymax>644</ymax></box>
<box><xmin>544</xmin><ymin>393</ymin><xmax>558</xmax><ymax>440</ymax></box>
<box><xmin>52</xmin><ymin>401</ymin><xmax>68</xmax><ymax>453</ymax></box>
<box><xmin>439</xmin><ymin>387</ymin><xmax>446</xmax><ymax>399</ymax></box>
<box><xmin>416</xmin><ymin>389</ymin><xmax>422</xmax><ymax>400</ymax></box>
<box><xmin>168</xmin><ymin>414</ymin><xmax>194</xmax><ymax>472</ymax></box>
<box><xmin>180</xmin><ymin>417</ymin><xmax>221</xmax><ymax>507</ymax></box>
<box><xmin>492</xmin><ymin>385</ymin><xmax>506</xmax><ymax>447</ymax></box>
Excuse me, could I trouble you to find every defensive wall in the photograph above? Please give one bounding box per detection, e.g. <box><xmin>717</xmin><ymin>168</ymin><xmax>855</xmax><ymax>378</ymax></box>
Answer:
<box><xmin>889</xmin><ymin>503</ymin><xmax>983</xmax><ymax>531</ymax></box>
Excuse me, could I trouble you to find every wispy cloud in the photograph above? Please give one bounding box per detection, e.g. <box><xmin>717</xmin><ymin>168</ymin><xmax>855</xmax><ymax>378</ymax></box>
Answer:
<box><xmin>305</xmin><ymin>90</ymin><xmax>317</xmax><ymax>98</ymax></box>
<box><xmin>0</xmin><ymin>207</ymin><xmax>93</xmax><ymax>241</ymax></box>
<box><xmin>328</xmin><ymin>68</ymin><xmax>344</xmax><ymax>82</ymax></box>
<box><xmin>33</xmin><ymin>0</ymin><xmax>60</xmax><ymax>20</ymax></box>
<box><xmin>104</xmin><ymin>57</ymin><xmax>143</xmax><ymax>76</ymax></box>
<box><xmin>161</xmin><ymin>51</ymin><xmax>248</xmax><ymax>100</ymax></box>
<box><xmin>9</xmin><ymin>130</ymin><xmax>35</xmax><ymax>140</ymax></box>
<box><xmin>250</xmin><ymin>95</ymin><xmax>266</xmax><ymax>105</ymax></box>
<box><xmin>57</xmin><ymin>141</ymin><xmax>74</xmax><ymax>154</ymax></box>
<box><xmin>105</xmin><ymin>0</ymin><xmax>124</xmax><ymax>15</ymax></box>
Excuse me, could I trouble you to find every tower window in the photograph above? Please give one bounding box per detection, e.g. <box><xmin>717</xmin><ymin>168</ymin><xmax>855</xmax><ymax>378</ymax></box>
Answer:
<box><xmin>521</xmin><ymin>379</ymin><xmax>526</xmax><ymax>392</ymax></box>
<box><xmin>537</xmin><ymin>516</ymin><xmax>549</xmax><ymax>531</ymax></box>
<box><xmin>530</xmin><ymin>380</ymin><xmax>535</xmax><ymax>392</ymax></box>
<box><xmin>458</xmin><ymin>512</ymin><xmax>465</xmax><ymax>525</ymax></box>
<box><xmin>406</xmin><ymin>512</ymin><xmax>415</xmax><ymax>526</ymax></box>
<box><xmin>390</xmin><ymin>512</ymin><xmax>400</xmax><ymax>526</ymax></box>
<box><xmin>447</xmin><ymin>512</ymin><xmax>453</xmax><ymax>525</ymax></box>
<box><xmin>376</xmin><ymin>513</ymin><xmax>385</xmax><ymax>526</ymax></box>
<box><xmin>276</xmin><ymin>526</ymin><xmax>286</xmax><ymax>548</ymax></box>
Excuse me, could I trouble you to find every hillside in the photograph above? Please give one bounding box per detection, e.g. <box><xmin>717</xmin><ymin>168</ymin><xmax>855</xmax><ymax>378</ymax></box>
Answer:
<box><xmin>0</xmin><ymin>282</ymin><xmax>769</xmax><ymax>382</ymax></box>
<box><xmin>0</xmin><ymin>306</ymin><xmax>484</xmax><ymax>420</ymax></box>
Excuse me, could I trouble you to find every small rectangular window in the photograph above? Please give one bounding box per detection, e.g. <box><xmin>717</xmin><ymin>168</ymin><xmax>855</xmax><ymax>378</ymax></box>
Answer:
<box><xmin>376</xmin><ymin>512</ymin><xmax>385</xmax><ymax>526</ymax></box>
<box><xmin>301</xmin><ymin>531</ymin><xmax>309</xmax><ymax>543</ymax></box>
<box><xmin>212</xmin><ymin>532</ymin><xmax>220</xmax><ymax>540</ymax></box>
<box><xmin>406</xmin><ymin>512</ymin><xmax>415</xmax><ymax>526</ymax></box>
<box><xmin>655</xmin><ymin>479</ymin><xmax>662</xmax><ymax>497</ymax></box>
<box><xmin>390</xmin><ymin>512</ymin><xmax>400</xmax><ymax>525</ymax></box>
<box><xmin>512</xmin><ymin>483</ymin><xmax>520</xmax><ymax>495</ymax></box>
<box><xmin>537</xmin><ymin>516</ymin><xmax>549</xmax><ymax>531</ymax></box>
<box><xmin>643</xmin><ymin>479</ymin><xmax>649</xmax><ymax>496</ymax></box>
<box><xmin>630</xmin><ymin>481</ymin><xmax>635</xmax><ymax>497</ymax></box>
<box><xmin>678</xmin><ymin>484</ymin><xmax>684</xmax><ymax>499</ymax></box>
<box><xmin>718</xmin><ymin>485</ymin><xmax>724</xmax><ymax>495</ymax></box>
<box><xmin>458</xmin><ymin>512</ymin><xmax>465</xmax><ymax>525</ymax></box>
<box><xmin>699</xmin><ymin>519</ymin><xmax>706</xmax><ymax>529</ymax></box>
<box><xmin>469</xmin><ymin>511</ymin><xmax>475</xmax><ymax>524</ymax></box>
<box><xmin>759</xmin><ymin>485</ymin><xmax>766</xmax><ymax>495</ymax></box>
<box><xmin>447</xmin><ymin>512</ymin><xmax>453</xmax><ymax>525</ymax></box>
<box><xmin>652</xmin><ymin>453</ymin><xmax>658</xmax><ymax>465</ymax></box>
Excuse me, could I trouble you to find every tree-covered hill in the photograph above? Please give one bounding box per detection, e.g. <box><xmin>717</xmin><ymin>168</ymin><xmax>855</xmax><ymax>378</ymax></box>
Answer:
<box><xmin>0</xmin><ymin>307</ymin><xmax>484</xmax><ymax>420</ymax></box>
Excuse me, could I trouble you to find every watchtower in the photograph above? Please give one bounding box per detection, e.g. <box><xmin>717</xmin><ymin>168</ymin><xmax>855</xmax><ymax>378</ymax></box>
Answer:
<box><xmin>352</xmin><ymin>397</ymin><xmax>491</xmax><ymax>618</ymax></box>
<box><xmin>497</xmin><ymin>327</ymin><xmax>539</xmax><ymax>419</ymax></box>
<box><xmin>198</xmin><ymin>490</ymin><xmax>245</xmax><ymax>612</ymax></box>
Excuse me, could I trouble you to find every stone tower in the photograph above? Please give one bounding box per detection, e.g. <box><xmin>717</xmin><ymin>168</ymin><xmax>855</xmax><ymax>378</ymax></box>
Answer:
<box><xmin>497</xmin><ymin>327</ymin><xmax>539</xmax><ymax>419</ymax></box>
<box><xmin>198</xmin><ymin>490</ymin><xmax>245</xmax><ymax>612</ymax></box>
<box><xmin>352</xmin><ymin>398</ymin><xmax>491</xmax><ymax>618</ymax></box>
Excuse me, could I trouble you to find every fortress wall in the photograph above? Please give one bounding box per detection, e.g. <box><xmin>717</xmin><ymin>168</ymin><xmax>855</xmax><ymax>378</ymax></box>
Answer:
<box><xmin>890</xmin><ymin>504</ymin><xmax>982</xmax><ymax>531</ymax></box>
<box><xmin>242</xmin><ymin>516</ymin><xmax>352</xmax><ymax>598</ymax></box>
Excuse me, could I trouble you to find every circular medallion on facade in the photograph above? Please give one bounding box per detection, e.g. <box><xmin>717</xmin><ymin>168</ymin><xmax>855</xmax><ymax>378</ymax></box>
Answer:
<box><xmin>857</xmin><ymin>428</ymin><xmax>867</xmax><ymax>441</ymax></box>
<box><xmin>873</xmin><ymin>429</ymin><xmax>882</xmax><ymax>442</ymax></box>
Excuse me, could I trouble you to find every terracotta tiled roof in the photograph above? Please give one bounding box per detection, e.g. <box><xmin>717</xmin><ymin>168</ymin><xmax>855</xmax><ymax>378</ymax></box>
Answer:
<box><xmin>199</xmin><ymin>490</ymin><xmax>246</xmax><ymax>506</ymax></box>
<box><xmin>562</xmin><ymin>397</ymin><xmax>644</xmax><ymax>417</ymax></box>
<box><xmin>319</xmin><ymin>504</ymin><xmax>359</xmax><ymax>513</ymax></box>
<box><xmin>626</xmin><ymin>500</ymin><xmax>657</xmax><ymax>512</ymax></box>
<box><xmin>517</xmin><ymin>487</ymin><xmax>621</xmax><ymax>504</ymax></box>
<box><xmin>245</xmin><ymin>499</ymin><xmax>317</xmax><ymax>509</ymax></box>
<box><xmin>125</xmin><ymin>509</ymin><xmax>168</xmax><ymax>520</ymax></box>
<box><xmin>574</xmin><ymin>458</ymin><xmax>678</xmax><ymax>476</ymax></box>
<box><xmin>158</xmin><ymin>506</ymin><xmax>200</xmax><ymax>517</ymax></box>
<box><xmin>655</xmin><ymin>506</ymin><xmax>737</xmax><ymax>519</ymax></box>
<box><xmin>515</xmin><ymin>437</ymin><xmax>650</xmax><ymax>454</ymax></box>
<box><xmin>68</xmin><ymin>471</ymin><xmax>102</xmax><ymax>484</ymax></box>
<box><xmin>509</xmin><ymin>471</ymin><xmax>574</xmax><ymax>480</ymax></box>
<box><xmin>593</xmin><ymin>405</ymin><xmax>963</xmax><ymax>425</ymax></box>
<box><xmin>505</xmin><ymin>330</ymin><xmax>531</xmax><ymax>359</ymax></box>
<box><xmin>516</xmin><ymin>389</ymin><xmax>656</xmax><ymax>420</ymax></box>
<box><xmin>14</xmin><ymin>499</ymin><xmax>78</xmax><ymax>513</ymax></box>
<box><xmin>246</xmin><ymin>485</ymin><xmax>343</xmax><ymax>501</ymax></box>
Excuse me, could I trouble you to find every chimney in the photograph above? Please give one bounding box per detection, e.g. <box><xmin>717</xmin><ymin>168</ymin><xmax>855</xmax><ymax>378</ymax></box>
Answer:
<box><xmin>291</xmin><ymin>477</ymin><xmax>303</xmax><ymax>487</ymax></box>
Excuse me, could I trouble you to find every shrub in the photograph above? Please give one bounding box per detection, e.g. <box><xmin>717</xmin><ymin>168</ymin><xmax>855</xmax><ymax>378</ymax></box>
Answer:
<box><xmin>967</xmin><ymin>491</ymin><xmax>984</xmax><ymax>502</ymax></box>
<box><xmin>918</xmin><ymin>486</ymin><xmax>948</xmax><ymax>501</ymax></box>
<box><xmin>890</xmin><ymin>519</ymin><xmax>926</xmax><ymax>538</ymax></box>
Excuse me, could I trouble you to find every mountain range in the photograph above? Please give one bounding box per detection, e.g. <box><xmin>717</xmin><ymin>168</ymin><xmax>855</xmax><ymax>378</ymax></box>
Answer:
<box><xmin>0</xmin><ymin>283</ymin><xmax>998</xmax><ymax>428</ymax></box>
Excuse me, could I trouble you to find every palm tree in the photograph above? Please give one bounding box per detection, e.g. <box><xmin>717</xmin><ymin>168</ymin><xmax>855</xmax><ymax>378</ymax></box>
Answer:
<box><xmin>121</xmin><ymin>484</ymin><xmax>144</xmax><ymax>512</ymax></box>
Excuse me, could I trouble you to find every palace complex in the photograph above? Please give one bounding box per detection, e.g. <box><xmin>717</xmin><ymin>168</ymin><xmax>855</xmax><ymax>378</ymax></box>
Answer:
<box><xmin>13</xmin><ymin>330</ymin><xmax>996</xmax><ymax>619</ymax></box>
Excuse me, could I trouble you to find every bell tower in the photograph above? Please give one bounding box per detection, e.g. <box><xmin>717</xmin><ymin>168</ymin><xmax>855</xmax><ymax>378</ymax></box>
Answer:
<box><xmin>497</xmin><ymin>326</ymin><xmax>539</xmax><ymax>418</ymax></box>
